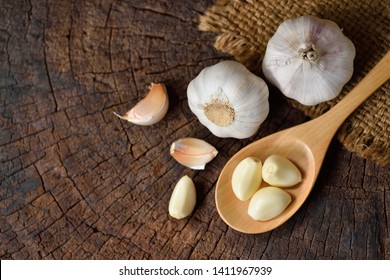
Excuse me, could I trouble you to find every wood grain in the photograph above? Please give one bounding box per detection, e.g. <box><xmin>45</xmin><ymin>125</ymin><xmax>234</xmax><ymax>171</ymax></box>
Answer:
<box><xmin>0</xmin><ymin>0</ymin><xmax>389</xmax><ymax>259</ymax></box>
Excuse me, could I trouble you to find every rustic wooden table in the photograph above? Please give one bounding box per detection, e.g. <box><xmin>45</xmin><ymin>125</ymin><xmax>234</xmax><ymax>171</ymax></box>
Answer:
<box><xmin>1</xmin><ymin>0</ymin><xmax>389</xmax><ymax>259</ymax></box>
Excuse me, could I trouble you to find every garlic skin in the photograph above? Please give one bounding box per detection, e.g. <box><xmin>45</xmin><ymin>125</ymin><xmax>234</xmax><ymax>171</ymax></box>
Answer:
<box><xmin>248</xmin><ymin>187</ymin><xmax>292</xmax><ymax>221</ymax></box>
<box><xmin>187</xmin><ymin>61</ymin><xmax>269</xmax><ymax>139</ymax></box>
<box><xmin>114</xmin><ymin>83</ymin><xmax>169</xmax><ymax>125</ymax></box>
<box><xmin>170</xmin><ymin>138</ymin><xmax>218</xmax><ymax>170</ymax></box>
<box><xmin>262</xmin><ymin>15</ymin><xmax>356</xmax><ymax>106</ymax></box>
<box><xmin>262</xmin><ymin>155</ymin><xmax>302</xmax><ymax>187</ymax></box>
<box><xmin>231</xmin><ymin>157</ymin><xmax>262</xmax><ymax>201</ymax></box>
<box><xmin>169</xmin><ymin>175</ymin><xmax>196</xmax><ymax>219</ymax></box>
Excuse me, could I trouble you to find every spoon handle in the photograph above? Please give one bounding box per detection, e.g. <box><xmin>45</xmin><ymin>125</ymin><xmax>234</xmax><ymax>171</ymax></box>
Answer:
<box><xmin>319</xmin><ymin>50</ymin><xmax>390</xmax><ymax>130</ymax></box>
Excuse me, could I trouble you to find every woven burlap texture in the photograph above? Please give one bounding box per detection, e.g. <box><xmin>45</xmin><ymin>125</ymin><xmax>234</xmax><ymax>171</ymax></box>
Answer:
<box><xmin>199</xmin><ymin>0</ymin><xmax>389</xmax><ymax>165</ymax></box>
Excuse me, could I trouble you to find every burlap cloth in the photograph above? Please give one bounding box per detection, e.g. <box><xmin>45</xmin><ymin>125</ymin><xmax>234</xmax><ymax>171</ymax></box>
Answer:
<box><xmin>199</xmin><ymin>0</ymin><xmax>389</xmax><ymax>165</ymax></box>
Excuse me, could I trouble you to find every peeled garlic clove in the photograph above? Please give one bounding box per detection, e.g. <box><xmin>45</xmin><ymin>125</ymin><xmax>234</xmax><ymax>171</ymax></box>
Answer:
<box><xmin>170</xmin><ymin>138</ymin><xmax>218</xmax><ymax>170</ymax></box>
<box><xmin>262</xmin><ymin>15</ymin><xmax>355</xmax><ymax>106</ymax></box>
<box><xmin>248</xmin><ymin>187</ymin><xmax>292</xmax><ymax>221</ymax></box>
<box><xmin>114</xmin><ymin>83</ymin><xmax>169</xmax><ymax>125</ymax></box>
<box><xmin>231</xmin><ymin>157</ymin><xmax>262</xmax><ymax>201</ymax></box>
<box><xmin>169</xmin><ymin>175</ymin><xmax>196</xmax><ymax>219</ymax></box>
<box><xmin>262</xmin><ymin>155</ymin><xmax>302</xmax><ymax>187</ymax></box>
<box><xmin>187</xmin><ymin>61</ymin><xmax>269</xmax><ymax>139</ymax></box>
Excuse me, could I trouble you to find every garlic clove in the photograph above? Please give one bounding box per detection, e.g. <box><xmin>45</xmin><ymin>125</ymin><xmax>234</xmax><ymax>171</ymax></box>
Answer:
<box><xmin>262</xmin><ymin>155</ymin><xmax>302</xmax><ymax>187</ymax></box>
<box><xmin>248</xmin><ymin>186</ymin><xmax>292</xmax><ymax>221</ymax></box>
<box><xmin>262</xmin><ymin>15</ymin><xmax>355</xmax><ymax>106</ymax></box>
<box><xmin>170</xmin><ymin>138</ymin><xmax>218</xmax><ymax>170</ymax></box>
<box><xmin>231</xmin><ymin>157</ymin><xmax>262</xmax><ymax>201</ymax></box>
<box><xmin>169</xmin><ymin>175</ymin><xmax>196</xmax><ymax>219</ymax></box>
<box><xmin>114</xmin><ymin>83</ymin><xmax>169</xmax><ymax>125</ymax></box>
<box><xmin>187</xmin><ymin>61</ymin><xmax>269</xmax><ymax>139</ymax></box>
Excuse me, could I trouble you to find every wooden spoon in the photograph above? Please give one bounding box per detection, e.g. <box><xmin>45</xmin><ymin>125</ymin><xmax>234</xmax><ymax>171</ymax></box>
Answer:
<box><xmin>216</xmin><ymin>51</ymin><xmax>390</xmax><ymax>234</ymax></box>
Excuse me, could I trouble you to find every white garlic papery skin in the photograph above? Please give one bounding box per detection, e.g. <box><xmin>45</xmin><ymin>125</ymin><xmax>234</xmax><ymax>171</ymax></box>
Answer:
<box><xmin>169</xmin><ymin>175</ymin><xmax>196</xmax><ymax>219</ymax></box>
<box><xmin>262</xmin><ymin>15</ymin><xmax>356</xmax><ymax>106</ymax></box>
<box><xmin>231</xmin><ymin>157</ymin><xmax>263</xmax><ymax>201</ymax></box>
<box><xmin>262</xmin><ymin>155</ymin><xmax>302</xmax><ymax>187</ymax></box>
<box><xmin>248</xmin><ymin>187</ymin><xmax>292</xmax><ymax>221</ymax></box>
<box><xmin>187</xmin><ymin>61</ymin><xmax>269</xmax><ymax>139</ymax></box>
<box><xmin>114</xmin><ymin>83</ymin><xmax>169</xmax><ymax>125</ymax></box>
<box><xmin>170</xmin><ymin>138</ymin><xmax>218</xmax><ymax>170</ymax></box>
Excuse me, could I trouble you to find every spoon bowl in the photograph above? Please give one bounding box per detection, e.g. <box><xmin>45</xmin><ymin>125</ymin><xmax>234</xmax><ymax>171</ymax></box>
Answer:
<box><xmin>217</xmin><ymin>134</ymin><xmax>315</xmax><ymax>233</ymax></box>
<box><xmin>216</xmin><ymin>51</ymin><xmax>390</xmax><ymax>234</ymax></box>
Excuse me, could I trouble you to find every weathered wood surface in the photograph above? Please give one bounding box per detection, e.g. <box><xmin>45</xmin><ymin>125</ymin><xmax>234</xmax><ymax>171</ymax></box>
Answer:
<box><xmin>0</xmin><ymin>0</ymin><xmax>389</xmax><ymax>260</ymax></box>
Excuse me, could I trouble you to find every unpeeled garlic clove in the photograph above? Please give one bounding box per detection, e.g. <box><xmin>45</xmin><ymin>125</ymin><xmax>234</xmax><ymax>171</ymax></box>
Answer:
<box><xmin>114</xmin><ymin>83</ymin><xmax>169</xmax><ymax>125</ymax></box>
<box><xmin>248</xmin><ymin>186</ymin><xmax>292</xmax><ymax>221</ymax></box>
<box><xmin>262</xmin><ymin>155</ymin><xmax>302</xmax><ymax>187</ymax></box>
<box><xmin>170</xmin><ymin>138</ymin><xmax>218</xmax><ymax>170</ymax></box>
<box><xmin>169</xmin><ymin>175</ymin><xmax>196</xmax><ymax>219</ymax></box>
<box><xmin>231</xmin><ymin>157</ymin><xmax>262</xmax><ymax>201</ymax></box>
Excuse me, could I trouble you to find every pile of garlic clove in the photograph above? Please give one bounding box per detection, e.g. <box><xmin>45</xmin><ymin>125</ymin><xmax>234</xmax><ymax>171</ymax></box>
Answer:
<box><xmin>232</xmin><ymin>155</ymin><xmax>302</xmax><ymax>221</ymax></box>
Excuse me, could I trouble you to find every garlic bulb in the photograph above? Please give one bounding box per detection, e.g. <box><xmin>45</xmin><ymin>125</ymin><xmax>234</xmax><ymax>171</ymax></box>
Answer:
<box><xmin>170</xmin><ymin>138</ymin><xmax>218</xmax><ymax>170</ymax></box>
<box><xmin>187</xmin><ymin>61</ymin><xmax>269</xmax><ymax>139</ymax></box>
<box><xmin>114</xmin><ymin>83</ymin><xmax>169</xmax><ymax>125</ymax></box>
<box><xmin>262</xmin><ymin>15</ymin><xmax>356</xmax><ymax>106</ymax></box>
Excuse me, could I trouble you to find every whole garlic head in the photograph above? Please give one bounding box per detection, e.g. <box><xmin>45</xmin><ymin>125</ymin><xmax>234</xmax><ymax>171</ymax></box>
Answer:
<box><xmin>262</xmin><ymin>15</ymin><xmax>356</xmax><ymax>106</ymax></box>
<box><xmin>187</xmin><ymin>61</ymin><xmax>269</xmax><ymax>139</ymax></box>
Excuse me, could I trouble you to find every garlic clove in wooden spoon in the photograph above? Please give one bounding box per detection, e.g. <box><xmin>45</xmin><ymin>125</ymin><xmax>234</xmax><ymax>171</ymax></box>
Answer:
<box><xmin>170</xmin><ymin>138</ymin><xmax>218</xmax><ymax>170</ymax></box>
<box><xmin>114</xmin><ymin>83</ymin><xmax>169</xmax><ymax>125</ymax></box>
<box><xmin>248</xmin><ymin>186</ymin><xmax>292</xmax><ymax>221</ymax></box>
<box><xmin>231</xmin><ymin>157</ymin><xmax>262</xmax><ymax>201</ymax></box>
<box><xmin>262</xmin><ymin>155</ymin><xmax>302</xmax><ymax>187</ymax></box>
